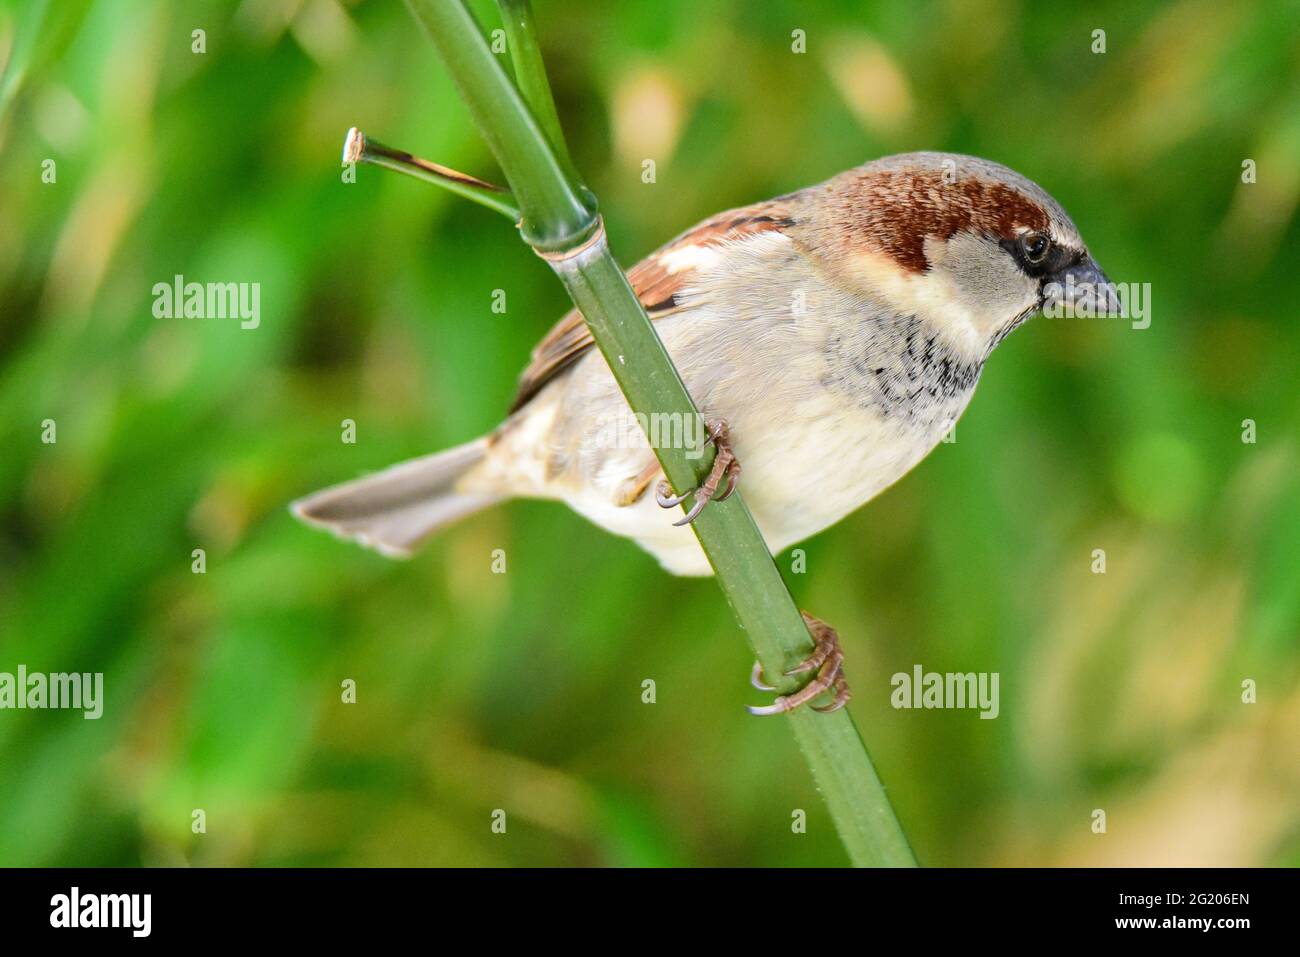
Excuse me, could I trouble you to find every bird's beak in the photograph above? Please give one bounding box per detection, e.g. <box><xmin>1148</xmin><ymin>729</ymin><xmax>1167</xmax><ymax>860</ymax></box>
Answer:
<box><xmin>1042</xmin><ymin>256</ymin><xmax>1122</xmax><ymax>318</ymax></box>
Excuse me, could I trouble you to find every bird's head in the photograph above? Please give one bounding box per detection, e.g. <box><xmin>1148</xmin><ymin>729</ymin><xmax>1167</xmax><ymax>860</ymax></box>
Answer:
<box><xmin>799</xmin><ymin>151</ymin><xmax>1117</xmax><ymax>359</ymax></box>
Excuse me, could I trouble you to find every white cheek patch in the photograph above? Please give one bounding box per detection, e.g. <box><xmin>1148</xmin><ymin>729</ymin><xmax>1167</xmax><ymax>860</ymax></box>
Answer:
<box><xmin>845</xmin><ymin>245</ymin><xmax>985</xmax><ymax>357</ymax></box>
<box><xmin>843</xmin><ymin>231</ymin><xmax>1041</xmax><ymax>358</ymax></box>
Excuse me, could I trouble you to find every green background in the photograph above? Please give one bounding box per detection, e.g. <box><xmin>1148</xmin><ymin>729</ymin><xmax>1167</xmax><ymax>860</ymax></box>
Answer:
<box><xmin>1</xmin><ymin>0</ymin><xmax>1297</xmax><ymax>866</ymax></box>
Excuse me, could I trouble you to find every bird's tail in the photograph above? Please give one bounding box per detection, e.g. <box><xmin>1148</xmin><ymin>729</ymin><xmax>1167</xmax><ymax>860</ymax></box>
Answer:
<box><xmin>290</xmin><ymin>438</ymin><xmax>501</xmax><ymax>558</ymax></box>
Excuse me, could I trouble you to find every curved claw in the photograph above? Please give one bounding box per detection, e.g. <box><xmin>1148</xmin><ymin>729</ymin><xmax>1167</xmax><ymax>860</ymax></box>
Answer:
<box><xmin>715</xmin><ymin>463</ymin><xmax>741</xmax><ymax>502</ymax></box>
<box><xmin>672</xmin><ymin>494</ymin><xmax>710</xmax><ymax>526</ymax></box>
<box><xmin>746</xmin><ymin>697</ymin><xmax>793</xmax><ymax>717</ymax></box>
<box><xmin>812</xmin><ymin>686</ymin><xmax>852</xmax><ymax>713</ymax></box>
<box><xmin>655</xmin><ymin>480</ymin><xmax>692</xmax><ymax>509</ymax></box>
<box><xmin>750</xmin><ymin>661</ymin><xmax>776</xmax><ymax>692</ymax></box>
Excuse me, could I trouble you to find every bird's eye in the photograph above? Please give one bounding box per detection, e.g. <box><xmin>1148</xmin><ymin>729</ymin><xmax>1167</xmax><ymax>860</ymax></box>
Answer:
<box><xmin>1020</xmin><ymin>231</ymin><xmax>1051</xmax><ymax>264</ymax></box>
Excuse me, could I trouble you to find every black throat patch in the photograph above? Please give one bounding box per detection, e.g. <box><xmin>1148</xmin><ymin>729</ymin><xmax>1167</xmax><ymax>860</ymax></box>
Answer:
<box><xmin>821</xmin><ymin>313</ymin><xmax>984</xmax><ymax>430</ymax></box>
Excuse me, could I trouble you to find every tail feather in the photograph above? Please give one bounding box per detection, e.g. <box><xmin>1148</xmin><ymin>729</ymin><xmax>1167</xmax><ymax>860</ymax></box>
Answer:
<box><xmin>291</xmin><ymin>438</ymin><xmax>501</xmax><ymax>558</ymax></box>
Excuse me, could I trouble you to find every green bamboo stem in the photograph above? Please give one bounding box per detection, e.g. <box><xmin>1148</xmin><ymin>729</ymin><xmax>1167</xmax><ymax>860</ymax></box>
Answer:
<box><xmin>401</xmin><ymin>0</ymin><xmax>916</xmax><ymax>867</ymax></box>
<box><xmin>494</xmin><ymin>0</ymin><xmax>589</xmax><ymax>197</ymax></box>
<box><xmin>403</xmin><ymin>0</ymin><xmax>593</xmax><ymax>251</ymax></box>
<box><xmin>343</xmin><ymin>127</ymin><xmax>521</xmax><ymax>221</ymax></box>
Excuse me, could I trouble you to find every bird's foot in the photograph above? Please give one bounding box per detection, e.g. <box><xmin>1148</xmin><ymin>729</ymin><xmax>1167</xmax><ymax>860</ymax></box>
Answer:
<box><xmin>747</xmin><ymin>611</ymin><xmax>851</xmax><ymax>716</ymax></box>
<box><xmin>654</xmin><ymin>419</ymin><xmax>741</xmax><ymax>526</ymax></box>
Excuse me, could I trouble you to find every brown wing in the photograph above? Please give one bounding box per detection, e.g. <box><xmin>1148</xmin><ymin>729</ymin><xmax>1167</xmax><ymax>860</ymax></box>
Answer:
<box><xmin>508</xmin><ymin>201</ymin><xmax>798</xmax><ymax>412</ymax></box>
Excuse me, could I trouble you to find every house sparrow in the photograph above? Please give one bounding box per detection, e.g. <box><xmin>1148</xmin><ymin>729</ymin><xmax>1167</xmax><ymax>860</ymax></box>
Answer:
<box><xmin>293</xmin><ymin>151</ymin><xmax>1114</xmax><ymax>707</ymax></box>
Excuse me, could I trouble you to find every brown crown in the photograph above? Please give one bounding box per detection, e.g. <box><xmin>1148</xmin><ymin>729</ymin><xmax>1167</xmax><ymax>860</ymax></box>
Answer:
<box><xmin>835</xmin><ymin>169</ymin><xmax>1050</xmax><ymax>273</ymax></box>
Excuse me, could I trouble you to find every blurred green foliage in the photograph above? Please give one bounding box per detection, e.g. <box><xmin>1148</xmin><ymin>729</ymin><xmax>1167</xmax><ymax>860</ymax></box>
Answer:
<box><xmin>0</xmin><ymin>0</ymin><xmax>1297</xmax><ymax>867</ymax></box>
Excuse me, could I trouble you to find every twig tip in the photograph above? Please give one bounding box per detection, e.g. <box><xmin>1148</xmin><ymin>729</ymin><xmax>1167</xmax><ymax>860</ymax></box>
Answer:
<box><xmin>342</xmin><ymin>127</ymin><xmax>366</xmax><ymax>166</ymax></box>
